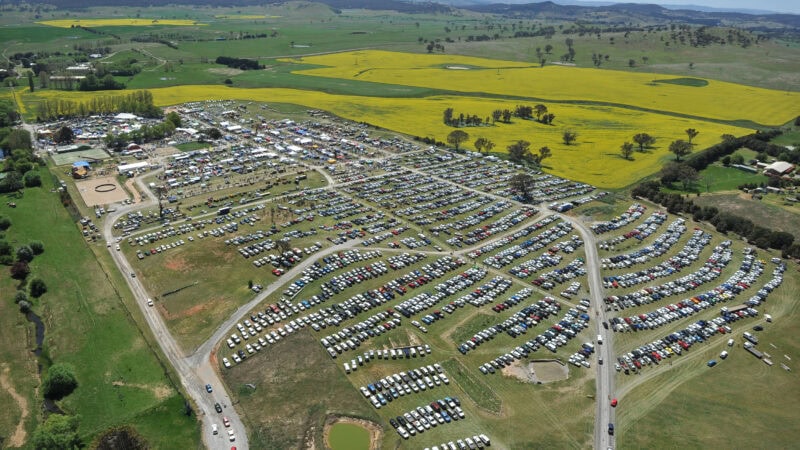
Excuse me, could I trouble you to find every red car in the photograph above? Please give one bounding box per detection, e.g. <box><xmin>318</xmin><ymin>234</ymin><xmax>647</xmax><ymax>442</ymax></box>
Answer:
<box><xmin>611</xmin><ymin>398</ymin><xmax>618</xmax><ymax>407</ymax></box>
<box><xmin>223</xmin><ymin>416</ymin><xmax>231</xmax><ymax>427</ymax></box>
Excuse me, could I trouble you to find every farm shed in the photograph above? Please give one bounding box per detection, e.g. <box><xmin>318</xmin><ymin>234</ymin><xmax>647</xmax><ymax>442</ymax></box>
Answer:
<box><xmin>764</xmin><ymin>161</ymin><xmax>795</xmax><ymax>176</ymax></box>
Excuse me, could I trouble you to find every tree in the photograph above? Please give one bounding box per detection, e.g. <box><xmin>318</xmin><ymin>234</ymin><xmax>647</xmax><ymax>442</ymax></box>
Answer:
<box><xmin>538</xmin><ymin>146</ymin><xmax>552</xmax><ymax>163</ymax></box>
<box><xmin>28</xmin><ymin>72</ymin><xmax>35</xmax><ymax>93</ymax></box>
<box><xmin>165</xmin><ymin>111</ymin><xmax>182</xmax><ymax>128</ymax></box>
<box><xmin>544</xmin><ymin>44</ymin><xmax>553</xmax><ymax>54</ymax></box>
<box><xmin>685</xmin><ymin>128</ymin><xmax>699</xmax><ymax>144</ymax></box>
<box><xmin>507</xmin><ymin>140</ymin><xmax>532</xmax><ymax>163</ymax></box>
<box><xmin>632</xmin><ymin>133</ymin><xmax>655</xmax><ymax>152</ymax></box>
<box><xmin>474</xmin><ymin>137</ymin><xmax>494</xmax><ymax>154</ymax></box>
<box><xmin>0</xmin><ymin>171</ymin><xmax>23</xmax><ymax>193</ymax></box>
<box><xmin>0</xmin><ymin>215</ymin><xmax>10</xmax><ymax>231</ymax></box>
<box><xmin>32</xmin><ymin>414</ymin><xmax>82</xmax><ymax>450</ymax></box>
<box><xmin>491</xmin><ymin>110</ymin><xmax>502</xmax><ymax>123</ymax></box>
<box><xmin>721</xmin><ymin>155</ymin><xmax>732</xmax><ymax>166</ymax></box>
<box><xmin>10</xmin><ymin>260</ymin><xmax>30</xmax><ymax>279</ymax></box>
<box><xmin>54</xmin><ymin>126</ymin><xmax>74</xmax><ymax>144</ymax></box>
<box><xmin>14</xmin><ymin>291</ymin><xmax>28</xmax><ymax>304</ymax></box>
<box><xmin>19</xmin><ymin>300</ymin><xmax>31</xmax><ymax>313</ymax></box>
<box><xmin>202</xmin><ymin>128</ymin><xmax>222</xmax><ymax>140</ymax></box>
<box><xmin>30</xmin><ymin>278</ymin><xmax>47</xmax><ymax>298</ymax></box>
<box><xmin>628</xmin><ymin>59</ymin><xmax>636</xmax><ymax>67</ymax></box>
<box><xmin>28</xmin><ymin>241</ymin><xmax>44</xmax><ymax>255</ymax></box>
<box><xmin>678</xmin><ymin>165</ymin><xmax>699</xmax><ymax>190</ymax></box>
<box><xmin>5</xmin><ymin>129</ymin><xmax>32</xmax><ymax>150</ymax></box>
<box><xmin>446</xmin><ymin>130</ymin><xmax>469</xmax><ymax>150</ymax></box>
<box><xmin>731</xmin><ymin>154</ymin><xmax>745</xmax><ymax>165</ymax></box>
<box><xmin>509</xmin><ymin>173</ymin><xmax>535</xmax><ymax>200</ymax></box>
<box><xmin>620</xmin><ymin>141</ymin><xmax>635</xmax><ymax>160</ymax></box>
<box><xmin>43</xmin><ymin>363</ymin><xmax>79</xmax><ymax>400</ymax></box>
<box><xmin>533</xmin><ymin>104</ymin><xmax>548</xmax><ymax>122</ymax></box>
<box><xmin>756</xmin><ymin>152</ymin><xmax>768</xmax><ymax>163</ymax></box>
<box><xmin>17</xmin><ymin>245</ymin><xmax>34</xmax><ymax>262</ymax></box>
<box><xmin>721</xmin><ymin>134</ymin><xmax>736</xmax><ymax>144</ymax></box>
<box><xmin>443</xmin><ymin>108</ymin><xmax>454</xmax><ymax>125</ymax></box>
<box><xmin>669</xmin><ymin>139</ymin><xmax>692</xmax><ymax>161</ymax></box>
<box><xmin>24</xmin><ymin>171</ymin><xmax>41</xmax><ymax>187</ymax></box>
<box><xmin>562</xmin><ymin>130</ymin><xmax>578</xmax><ymax>145</ymax></box>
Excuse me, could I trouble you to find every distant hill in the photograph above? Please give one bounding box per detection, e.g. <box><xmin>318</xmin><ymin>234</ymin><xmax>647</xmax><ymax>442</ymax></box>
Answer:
<box><xmin>459</xmin><ymin>1</ymin><xmax>800</xmax><ymax>28</ymax></box>
<box><xmin>7</xmin><ymin>0</ymin><xmax>799</xmax><ymax>29</ymax></box>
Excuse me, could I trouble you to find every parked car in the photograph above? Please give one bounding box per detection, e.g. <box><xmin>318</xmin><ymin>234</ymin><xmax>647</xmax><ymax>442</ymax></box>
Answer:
<box><xmin>215</xmin><ymin>403</ymin><xmax>223</xmax><ymax>413</ymax></box>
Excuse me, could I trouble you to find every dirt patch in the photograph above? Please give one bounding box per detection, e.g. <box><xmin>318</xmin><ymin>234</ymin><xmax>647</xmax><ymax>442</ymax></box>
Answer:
<box><xmin>0</xmin><ymin>364</ymin><xmax>29</xmax><ymax>447</ymax></box>
<box><xmin>75</xmin><ymin>176</ymin><xmax>129</xmax><ymax>207</ymax></box>
<box><xmin>124</xmin><ymin>178</ymin><xmax>142</xmax><ymax>204</ymax></box>
<box><xmin>322</xmin><ymin>415</ymin><xmax>381</xmax><ymax>450</ymax></box>
<box><xmin>503</xmin><ymin>359</ymin><xmax>569</xmax><ymax>384</ymax></box>
<box><xmin>163</xmin><ymin>254</ymin><xmax>192</xmax><ymax>272</ymax></box>
<box><xmin>161</xmin><ymin>300</ymin><xmax>212</xmax><ymax>320</ymax></box>
<box><xmin>111</xmin><ymin>381</ymin><xmax>172</xmax><ymax>400</ymax></box>
<box><xmin>208</xmin><ymin>67</ymin><xmax>244</xmax><ymax>76</ymax></box>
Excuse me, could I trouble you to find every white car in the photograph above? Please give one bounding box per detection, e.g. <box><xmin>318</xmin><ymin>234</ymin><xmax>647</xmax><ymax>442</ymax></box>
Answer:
<box><xmin>222</xmin><ymin>358</ymin><xmax>231</xmax><ymax>368</ymax></box>
<box><xmin>228</xmin><ymin>429</ymin><xmax>235</xmax><ymax>442</ymax></box>
<box><xmin>146</xmin><ymin>298</ymin><xmax>154</xmax><ymax>307</ymax></box>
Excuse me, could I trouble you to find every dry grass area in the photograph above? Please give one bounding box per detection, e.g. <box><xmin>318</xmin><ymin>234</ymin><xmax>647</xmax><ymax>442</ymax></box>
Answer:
<box><xmin>692</xmin><ymin>193</ymin><xmax>800</xmax><ymax>237</ymax></box>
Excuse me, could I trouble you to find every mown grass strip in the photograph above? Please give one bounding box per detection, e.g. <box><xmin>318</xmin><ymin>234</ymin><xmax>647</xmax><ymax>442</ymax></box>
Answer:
<box><xmin>441</xmin><ymin>358</ymin><xmax>502</xmax><ymax>414</ymax></box>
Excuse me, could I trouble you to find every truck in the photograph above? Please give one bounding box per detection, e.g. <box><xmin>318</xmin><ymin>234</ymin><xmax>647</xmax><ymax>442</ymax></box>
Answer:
<box><xmin>597</xmin><ymin>334</ymin><xmax>603</xmax><ymax>345</ymax></box>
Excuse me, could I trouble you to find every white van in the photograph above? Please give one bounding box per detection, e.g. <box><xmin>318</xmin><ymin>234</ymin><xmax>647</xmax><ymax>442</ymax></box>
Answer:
<box><xmin>597</xmin><ymin>334</ymin><xmax>603</xmax><ymax>344</ymax></box>
<box><xmin>212</xmin><ymin>424</ymin><xmax>218</xmax><ymax>435</ymax></box>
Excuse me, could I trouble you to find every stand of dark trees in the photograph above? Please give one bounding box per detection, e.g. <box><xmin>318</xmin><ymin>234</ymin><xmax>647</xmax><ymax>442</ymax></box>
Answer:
<box><xmin>37</xmin><ymin>90</ymin><xmax>162</xmax><ymax>121</ymax></box>
<box><xmin>632</xmin><ymin>181</ymin><xmax>800</xmax><ymax>258</ymax></box>
<box><xmin>684</xmin><ymin>129</ymin><xmax>791</xmax><ymax>171</ymax></box>
<box><xmin>215</xmin><ymin>56</ymin><xmax>262</xmax><ymax>70</ymax></box>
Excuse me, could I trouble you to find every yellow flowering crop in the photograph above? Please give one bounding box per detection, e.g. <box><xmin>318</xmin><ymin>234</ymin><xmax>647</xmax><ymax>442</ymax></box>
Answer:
<box><xmin>19</xmin><ymin>86</ymin><xmax>745</xmax><ymax>188</ymax></box>
<box><xmin>292</xmin><ymin>50</ymin><xmax>799</xmax><ymax>127</ymax></box>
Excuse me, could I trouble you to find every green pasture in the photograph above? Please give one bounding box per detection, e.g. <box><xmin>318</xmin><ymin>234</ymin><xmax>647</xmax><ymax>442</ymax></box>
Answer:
<box><xmin>0</xmin><ymin>167</ymin><xmax>198</xmax><ymax>447</ymax></box>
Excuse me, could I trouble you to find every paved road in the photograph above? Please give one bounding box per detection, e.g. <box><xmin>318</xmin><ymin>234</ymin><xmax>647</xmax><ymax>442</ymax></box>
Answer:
<box><xmin>569</xmin><ymin>219</ymin><xmax>615</xmax><ymax>449</ymax></box>
<box><xmin>102</xmin><ymin>176</ymin><xmax>248</xmax><ymax>450</ymax></box>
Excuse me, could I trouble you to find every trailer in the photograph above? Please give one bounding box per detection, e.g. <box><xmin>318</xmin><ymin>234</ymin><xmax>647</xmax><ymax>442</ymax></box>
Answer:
<box><xmin>746</xmin><ymin>347</ymin><xmax>764</xmax><ymax>359</ymax></box>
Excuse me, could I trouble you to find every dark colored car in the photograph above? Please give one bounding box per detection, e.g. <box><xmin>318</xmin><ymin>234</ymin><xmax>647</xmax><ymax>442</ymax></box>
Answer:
<box><xmin>215</xmin><ymin>403</ymin><xmax>223</xmax><ymax>413</ymax></box>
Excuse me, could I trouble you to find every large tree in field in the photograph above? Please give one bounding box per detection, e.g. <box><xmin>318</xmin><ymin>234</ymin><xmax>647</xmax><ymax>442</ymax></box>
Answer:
<box><xmin>534</xmin><ymin>104</ymin><xmax>548</xmax><ymax>122</ymax></box>
<box><xmin>685</xmin><ymin>128</ymin><xmax>699</xmax><ymax>144</ymax></box>
<box><xmin>620</xmin><ymin>141</ymin><xmax>634</xmax><ymax>160</ymax></box>
<box><xmin>669</xmin><ymin>139</ymin><xmax>692</xmax><ymax>161</ymax></box>
<box><xmin>446</xmin><ymin>130</ymin><xmax>469</xmax><ymax>150</ymax></box>
<box><xmin>32</xmin><ymin>414</ymin><xmax>82</xmax><ymax>450</ymax></box>
<box><xmin>443</xmin><ymin>108</ymin><xmax>454</xmax><ymax>125</ymax></box>
<box><xmin>474</xmin><ymin>137</ymin><xmax>495</xmax><ymax>154</ymax></box>
<box><xmin>632</xmin><ymin>133</ymin><xmax>655</xmax><ymax>152</ymax></box>
<box><xmin>42</xmin><ymin>363</ymin><xmax>79</xmax><ymax>400</ymax></box>
<box><xmin>538</xmin><ymin>146</ymin><xmax>552</xmax><ymax>163</ymax></box>
<box><xmin>562</xmin><ymin>130</ymin><xmax>578</xmax><ymax>145</ymax></box>
<box><xmin>507</xmin><ymin>140</ymin><xmax>532</xmax><ymax>163</ymax></box>
<box><xmin>509</xmin><ymin>173</ymin><xmax>535</xmax><ymax>200</ymax></box>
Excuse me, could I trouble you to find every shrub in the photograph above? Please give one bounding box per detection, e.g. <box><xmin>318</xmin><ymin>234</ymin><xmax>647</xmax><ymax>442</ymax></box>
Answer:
<box><xmin>0</xmin><ymin>215</ymin><xmax>10</xmax><ymax>230</ymax></box>
<box><xmin>30</xmin><ymin>278</ymin><xmax>47</xmax><ymax>298</ymax></box>
<box><xmin>42</xmin><ymin>363</ymin><xmax>79</xmax><ymax>400</ymax></box>
<box><xmin>10</xmin><ymin>260</ymin><xmax>30</xmax><ymax>279</ymax></box>
<box><xmin>29</xmin><ymin>240</ymin><xmax>44</xmax><ymax>255</ymax></box>
<box><xmin>14</xmin><ymin>291</ymin><xmax>28</xmax><ymax>303</ymax></box>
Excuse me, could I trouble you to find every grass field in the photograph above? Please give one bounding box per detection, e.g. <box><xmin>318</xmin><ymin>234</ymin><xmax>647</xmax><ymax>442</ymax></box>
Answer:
<box><xmin>37</xmin><ymin>18</ymin><xmax>205</xmax><ymax>27</ymax></box>
<box><xmin>665</xmin><ymin>163</ymin><xmax>769</xmax><ymax>193</ymax></box>
<box><xmin>0</xmin><ymin>168</ymin><xmax>199</xmax><ymax>447</ymax></box>
<box><xmin>691</xmin><ymin>193</ymin><xmax>800</xmax><ymax>237</ymax></box>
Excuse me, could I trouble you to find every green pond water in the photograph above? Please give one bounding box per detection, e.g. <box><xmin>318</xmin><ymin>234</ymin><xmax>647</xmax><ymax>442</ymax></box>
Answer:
<box><xmin>328</xmin><ymin>422</ymin><xmax>370</xmax><ymax>450</ymax></box>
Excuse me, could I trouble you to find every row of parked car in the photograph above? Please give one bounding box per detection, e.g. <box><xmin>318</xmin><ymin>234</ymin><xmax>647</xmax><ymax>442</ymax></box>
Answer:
<box><xmin>483</xmin><ymin>220</ymin><xmax>573</xmax><ymax>269</ymax></box>
<box><xmin>603</xmin><ymin>242</ymin><xmax>734</xmax><ymax>310</ymax></box>
<box><xmin>615</xmin><ymin>259</ymin><xmax>785</xmax><ymax>374</ymax></box>
<box><xmin>598</xmin><ymin>210</ymin><xmax>667</xmax><ymax>249</ymax></box>
<box><xmin>591</xmin><ymin>203</ymin><xmax>647</xmax><ymax>234</ymax></box>
<box><xmin>603</xmin><ymin>229</ymin><xmax>713</xmax><ymax>289</ymax></box>
<box><xmin>359</xmin><ymin>363</ymin><xmax>450</xmax><ymax>408</ymax></box>
<box><xmin>467</xmin><ymin>213</ymin><xmax>554</xmax><ymax>259</ymax></box>
<box><xmin>343</xmin><ymin>344</ymin><xmax>431</xmax><ymax>373</ymax></box>
<box><xmin>479</xmin><ymin>301</ymin><xmax>590</xmax><ymax>374</ymax></box>
<box><xmin>423</xmin><ymin>433</ymin><xmax>491</xmax><ymax>450</ymax></box>
<box><xmin>390</xmin><ymin>397</ymin><xmax>466</xmax><ymax>438</ymax></box>
<box><xmin>609</xmin><ymin>252</ymin><xmax>763</xmax><ymax>333</ymax></box>
<box><xmin>600</xmin><ymin>218</ymin><xmax>687</xmax><ymax>268</ymax></box>
<box><xmin>459</xmin><ymin>289</ymin><xmax>541</xmax><ymax>354</ymax></box>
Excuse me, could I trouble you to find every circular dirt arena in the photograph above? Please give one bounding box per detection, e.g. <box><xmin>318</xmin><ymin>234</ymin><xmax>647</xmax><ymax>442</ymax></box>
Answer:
<box><xmin>75</xmin><ymin>176</ymin><xmax>129</xmax><ymax>207</ymax></box>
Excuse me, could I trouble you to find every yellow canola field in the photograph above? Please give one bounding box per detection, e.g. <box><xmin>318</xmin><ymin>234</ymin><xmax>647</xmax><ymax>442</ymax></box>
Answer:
<box><xmin>292</xmin><ymin>50</ymin><xmax>800</xmax><ymax>127</ymax></box>
<box><xmin>21</xmin><ymin>86</ymin><xmax>746</xmax><ymax>188</ymax></box>
<box><xmin>37</xmin><ymin>18</ymin><xmax>204</xmax><ymax>28</ymax></box>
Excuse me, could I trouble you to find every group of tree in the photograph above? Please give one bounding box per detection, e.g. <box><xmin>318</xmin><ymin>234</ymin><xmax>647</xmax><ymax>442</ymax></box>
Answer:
<box><xmin>0</xmin><ymin>128</ymin><xmax>42</xmax><ymax>193</ymax></box>
<box><xmin>36</xmin><ymin>90</ymin><xmax>162</xmax><ymax>121</ymax></box>
<box><xmin>632</xmin><ymin>181</ymin><xmax>800</xmax><ymax>258</ymax></box>
<box><xmin>473</xmin><ymin>137</ymin><xmax>496</xmax><ymax>154</ymax></box>
<box><xmin>507</xmin><ymin>140</ymin><xmax>552</xmax><ymax>166</ymax></box>
<box><xmin>442</xmin><ymin>108</ymin><xmax>488</xmax><ymax>127</ymax></box>
<box><xmin>215</xmin><ymin>56</ymin><xmax>262</xmax><ymax>70</ymax></box>
<box><xmin>444</xmin><ymin>104</ymin><xmax>554</xmax><ymax>127</ymax></box>
<box><xmin>32</xmin><ymin>413</ymin><xmax>82</xmax><ymax>450</ymax></box>
<box><xmin>104</xmin><ymin>116</ymin><xmax>178</xmax><ymax>150</ymax></box>
<box><xmin>77</xmin><ymin>73</ymin><xmax>125</xmax><ymax>91</ymax></box>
